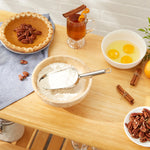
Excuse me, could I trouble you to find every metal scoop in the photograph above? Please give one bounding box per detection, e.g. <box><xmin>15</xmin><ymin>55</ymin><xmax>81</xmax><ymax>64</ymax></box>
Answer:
<box><xmin>39</xmin><ymin>67</ymin><xmax>111</xmax><ymax>90</ymax></box>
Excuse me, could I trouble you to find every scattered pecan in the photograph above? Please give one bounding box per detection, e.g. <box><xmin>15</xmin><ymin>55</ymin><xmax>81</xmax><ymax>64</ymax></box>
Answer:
<box><xmin>20</xmin><ymin>60</ymin><xmax>28</xmax><ymax>65</ymax></box>
<box><xmin>18</xmin><ymin>71</ymin><xmax>29</xmax><ymax>81</ymax></box>
<box><xmin>23</xmin><ymin>71</ymin><xmax>29</xmax><ymax>77</ymax></box>
<box><xmin>14</xmin><ymin>23</ymin><xmax>42</xmax><ymax>44</ymax></box>
<box><xmin>18</xmin><ymin>74</ymin><xmax>24</xmax><ymax>81</ymax></box>
<box><xmin>125</xmin><ymin>108</ymin><xmax>150</xmax><ymax>143</ymax></box>
<box><xmin>19</xmin><ymin>59</ymin><xmax>29</xmax><ymax>81</ymax></box>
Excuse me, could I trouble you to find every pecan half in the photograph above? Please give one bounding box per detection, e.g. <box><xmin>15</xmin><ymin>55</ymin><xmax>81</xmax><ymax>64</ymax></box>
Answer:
<box><xmin>146</xmin><ymin>123</ymin><xmax>150</xmax><ymax>129</ymax></box>
<box><xmin>140</xmin><ymin>126</ymin><xmax>147</xmax><ymax>133</ymax></box>
<box><xmin>21</xmin><ymin>39</ymin><xmax>29</xmax><ymax>44</ymax></box>
<box><xmin>139</xmin><ymin>131</ymin><xmax>145</xmax><ymax>138</ymax></box>
<box><xmin>34</xmin><ymin>31</ymin><xmax>42</xmax><ymax>35</ymax></box>
<box><xmin>146</xmin><ymin>133</ymin><xmax>150</xmax><ymax>138</ymax></box>
<box><xmin>20</xmin><ymin>60</ymin><xmax>28</xmax><ymax>65</ymax></box>
<box><xmin>23</xmin><ymin>71</ymin><xmax>29</xmax><ymax>77</ymax></box>
<box><xmin>18</xmin><ymin>74</ymin><xmax>24</xmax><ymax>81</ymax></box>
<box><xmin>18</xmin><ymin>35</ymin><xmax>26</xmax><ymax>41</ymax></box>
<box><xmin>140</xmin><ymin>137</ymin><xmax>147</xmax><ymax>142</ymax></box>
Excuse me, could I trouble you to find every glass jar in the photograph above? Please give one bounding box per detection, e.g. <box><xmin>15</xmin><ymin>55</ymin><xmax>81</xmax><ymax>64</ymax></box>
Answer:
<box><xmin>0</xmin><ymin>119</ymin><xmax>24</xmax><ymax>142</ymax></box>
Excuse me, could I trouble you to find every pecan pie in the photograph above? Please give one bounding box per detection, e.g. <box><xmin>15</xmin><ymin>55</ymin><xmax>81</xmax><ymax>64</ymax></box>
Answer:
<box><xmin>0</xmin><ymin>12</ymin><xmax>53</xmax><ymax>53</ymax></box>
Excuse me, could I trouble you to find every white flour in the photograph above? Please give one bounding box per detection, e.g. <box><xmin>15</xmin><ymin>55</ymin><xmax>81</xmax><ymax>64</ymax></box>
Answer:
<box><xmin>46</xmin><ymin>67</ymin><xmax>78</xmax><ymax>89</ymax></box>
<box><xmin>37</xmin><ymin>63</ymin><xmax>86</xmax><ymax>101</ymax></box>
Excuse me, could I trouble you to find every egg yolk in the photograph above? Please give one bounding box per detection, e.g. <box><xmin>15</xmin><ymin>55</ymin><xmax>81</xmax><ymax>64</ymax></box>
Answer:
<box><xmin>121</xmin><ymin>56</ymin><xmax>133</xmax><ymax>63</ymax></box>
<box><xmin>107</xmin><ymin>49</ymin><xmax>119</xmax><ymax>59</ymax></box>
<box><xmin>123</xmin><ymin>44</ymin><xmax>134</xmax><ymax>54</ymax></box>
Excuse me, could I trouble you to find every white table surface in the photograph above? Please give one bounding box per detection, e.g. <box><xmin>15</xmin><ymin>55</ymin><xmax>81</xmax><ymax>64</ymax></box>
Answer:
<box><xmin>0</xmin><ymin>0</ymin><xmax>150</xmax><ymax>37</ymax></box>
<box><xmin>0</xmin><ymin>1</ymin><xmax>150</xmax><ymax>148</ymax></box>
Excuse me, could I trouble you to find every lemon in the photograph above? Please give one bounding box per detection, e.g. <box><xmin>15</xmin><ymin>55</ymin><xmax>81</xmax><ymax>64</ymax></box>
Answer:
<box><xmin>144</xmin><ymin>60</ymin><xmax>150</xmax><ymax>78</ymax></box>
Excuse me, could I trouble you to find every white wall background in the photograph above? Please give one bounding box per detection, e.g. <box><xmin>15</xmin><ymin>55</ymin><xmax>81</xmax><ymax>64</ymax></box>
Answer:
<box><xmin>0</xmin><ymin>0</ymin><xmax>150</xmax><ymax>37</ymax></box>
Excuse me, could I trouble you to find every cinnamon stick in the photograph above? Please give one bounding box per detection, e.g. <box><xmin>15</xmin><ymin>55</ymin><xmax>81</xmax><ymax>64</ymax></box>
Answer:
<box><xmin>130</xmin><ymin>68</ymin><xmax>142</xmax><ymax>86</ymax></box>
<box><xmin>116</xmin><ymin>85</ymin><xmax>134</xmax><ymax>105</ymax></box>
<box><xmin>62</xmin><ymin>4</ymin><xmax>86</xmax><ymax>18</ymax></box>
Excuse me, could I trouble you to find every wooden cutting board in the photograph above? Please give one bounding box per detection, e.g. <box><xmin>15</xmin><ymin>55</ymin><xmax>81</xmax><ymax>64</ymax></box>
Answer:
<box><xmin>0</xmin><ymin>10</ymin><xmax>150</xmax><ymax>150</ymax></box>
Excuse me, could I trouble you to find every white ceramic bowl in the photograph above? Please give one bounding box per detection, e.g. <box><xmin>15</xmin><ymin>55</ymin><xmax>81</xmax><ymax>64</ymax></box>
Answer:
<box><xmin>124</xmin><ymin>106</ymin><xmax>150</xmax><ymax>147</ymax></box>
<box><xmin>101</xmin><ymin>29</ymin><xmax>147</xmax><ymax>69</ymax></box>
<box><xmin>32</xmin><ymin>55</ymin><xmax>92</xmax><ymax>108</ymax></box>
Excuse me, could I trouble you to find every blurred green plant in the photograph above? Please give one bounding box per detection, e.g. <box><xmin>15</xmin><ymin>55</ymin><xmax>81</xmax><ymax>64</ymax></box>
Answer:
<box><xmin>138</xmin><ymin>17</ymin><xmax>150</xmax><ymax>61</ymax></box>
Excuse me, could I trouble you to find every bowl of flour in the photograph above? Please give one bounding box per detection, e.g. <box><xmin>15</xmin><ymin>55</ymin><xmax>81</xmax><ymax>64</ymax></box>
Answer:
<box><xmin>32</xmin><ymin>55</ymin><xmax>92</xmax><ymax>108</ymax></box>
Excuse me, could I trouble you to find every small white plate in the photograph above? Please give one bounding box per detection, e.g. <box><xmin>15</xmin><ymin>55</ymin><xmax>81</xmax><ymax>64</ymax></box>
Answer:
<box><xmin>124</xmin><ymin>106</ymin><xmax>150</xmax><ymax>147</ymax></box>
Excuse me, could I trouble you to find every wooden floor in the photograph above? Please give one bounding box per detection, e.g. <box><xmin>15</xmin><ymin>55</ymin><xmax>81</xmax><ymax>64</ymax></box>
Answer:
<box><xmin>0</xmin><ymin>126</ymin><xmax>75</xmax><ymax>150</ymax></box>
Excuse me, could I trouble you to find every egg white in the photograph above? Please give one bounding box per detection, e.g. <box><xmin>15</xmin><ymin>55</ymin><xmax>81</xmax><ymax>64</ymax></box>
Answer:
<box><xmin>106</xmin><ymin>40</ymin><xmax>140</xmax><ymax>63</ymax></box>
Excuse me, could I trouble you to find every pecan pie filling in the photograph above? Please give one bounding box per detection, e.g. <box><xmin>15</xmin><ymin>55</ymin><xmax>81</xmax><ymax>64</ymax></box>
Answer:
<box><xmin>14</xmin><ymin>23</ymin><xmax>42</xmax><ymax>44</ymax></box>
<box><xmin>0</xmin><ymin>12</ymin><xmax>53</xmax><ymax>53</ymax></box>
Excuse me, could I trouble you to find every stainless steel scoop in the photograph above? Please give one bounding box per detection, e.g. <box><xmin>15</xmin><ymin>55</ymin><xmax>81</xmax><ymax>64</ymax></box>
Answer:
<box><xmin>39</xmin><ymin>67</ymin><xmax>111</xmax><ymax>90</ymax></box>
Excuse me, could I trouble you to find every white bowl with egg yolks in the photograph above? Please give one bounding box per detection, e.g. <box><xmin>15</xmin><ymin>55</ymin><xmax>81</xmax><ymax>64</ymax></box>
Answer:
<box><xmin>101</xmin><ymin>29</ymin><xmax>147</xmax><ymax>69</ymax></box>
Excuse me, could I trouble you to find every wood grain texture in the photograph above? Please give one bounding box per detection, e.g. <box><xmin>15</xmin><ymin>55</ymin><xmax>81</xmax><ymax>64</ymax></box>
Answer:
<box><xmin>0</xmin><ymin>10</ymin><xmax>150</xmax><ymax>149</ymax></box>
<box><xmin>30</xmin><ymin>131</ymin><xmax>49</xmax><ymax>150</ymax></box>
<box><xmin>62</xmin><ymin>139</ymin><xmax>74</xmax><ymax>150</ymax></box>
<box><xmin>16</xmin><ymin>126</ymin><xmax>35</xmax><ymax>148</ymax></box>
<box><xmin>0</xmin><ymin>126</ymin><xmax>66</xmax><ymax>150</ymax></box>
<box><xmin>0</xmin><ymin>141</ymin><xmax>25</xmax><ymax>150</ymax></box>
<box><xmin>47</xmin><ymin>135</ymin><xmax>64</xmax><ymax>150</ymax></box>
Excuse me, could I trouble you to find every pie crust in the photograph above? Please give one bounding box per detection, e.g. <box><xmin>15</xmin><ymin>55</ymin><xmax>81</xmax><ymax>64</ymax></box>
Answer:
<box><xmin>0</xmin><ymin>12</ymin><xmax>54</xmax><ymax>53</ymax></box>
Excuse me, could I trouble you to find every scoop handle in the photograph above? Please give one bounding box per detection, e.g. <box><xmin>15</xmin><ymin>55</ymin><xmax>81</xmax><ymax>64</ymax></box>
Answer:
<box><xmin>79</xmin><ymin>68</ymin><xmax>111</xmax><ymax>78</ymax></box>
